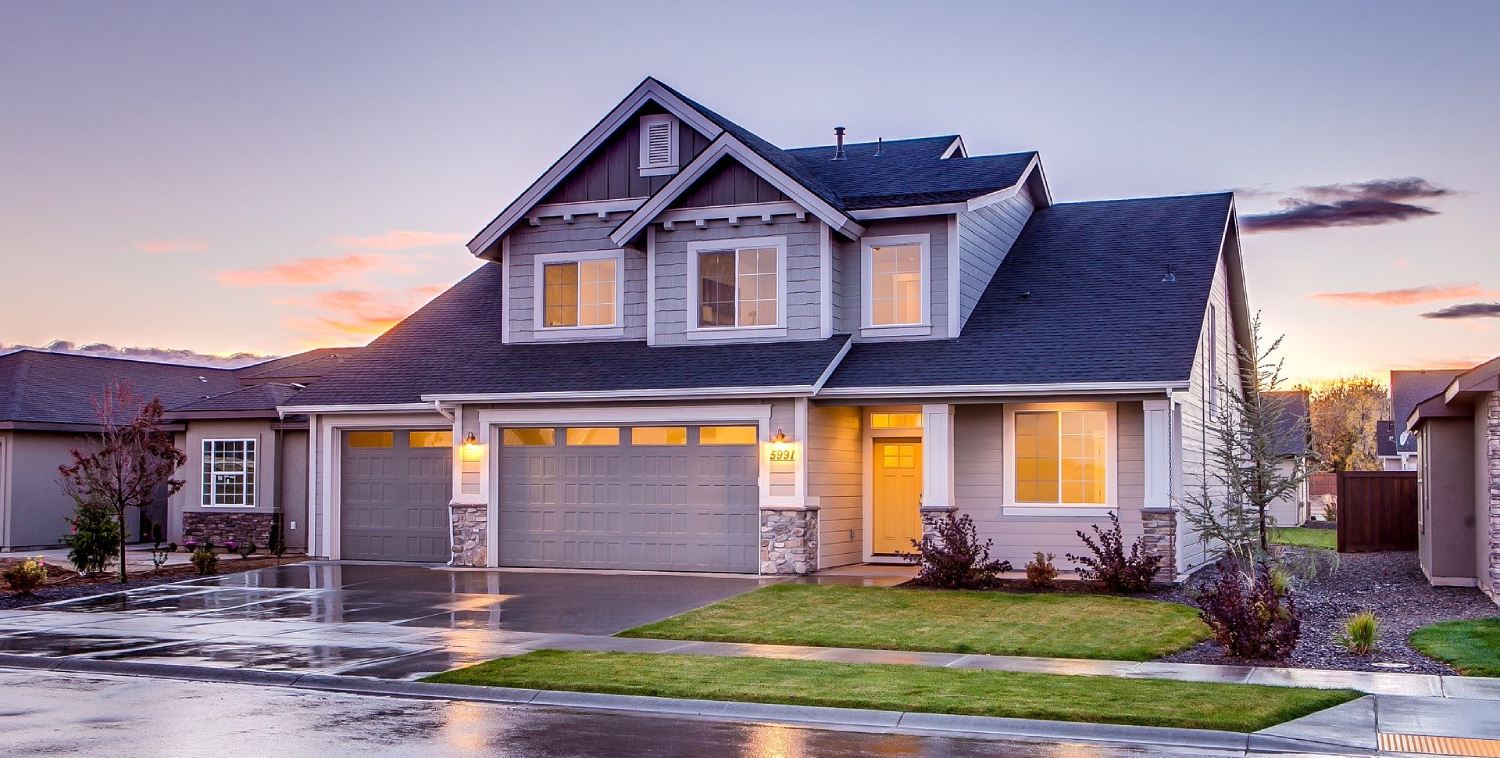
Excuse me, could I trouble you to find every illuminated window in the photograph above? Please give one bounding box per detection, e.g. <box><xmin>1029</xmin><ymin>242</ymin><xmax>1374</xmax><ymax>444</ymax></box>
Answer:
<box><xmin>202</xmin><ymin>439</ymin><xmax>255</xmax><ymax>507</ymax></box>
<box><xmin>867</xmin><ymin>241</ymin><xmax>925</xmax><ymax>326</ymax></box>
<box><xmin>870</xmin><ymin>412</ymin><xmax>923</xmax><ymax>429</ymax></box>
<box><xmin>409</xmin><ymin>431</ymin><xmax>452</xmax><ymax>448</ymax></box>
<box><xmin>566</xmin><ymin>427</ymin><xmax>620</xmax><ymax>446</ymax></box>
<box><xmin>502</xmin><ymin>428</ymin><xmax>555</xmax><ymax>446</ymax></box>
<box><xmin>699</xmin><ymin>426</ymin><xmax>757</xmax><ymax>445</ymax></box>
<box><xmin>1014</xmin><ymin>410</ymin><xmax>1108</xmax><ymax>505</ymax></box>
<box><xmin>697</xmin><ymin>244</ymin><xmax>780</xmax><ymax>328</ymax></box>
<box><xmin>880</xmin><ymin>443</ymin><xmax>918</xmax><ymax>469</ymax></box>
<box><xmin>346</xmin><ymin>431</ymin><xmax>393</xmax><ymax>448</ymax></box>
<box><xmin>542</xmin><ymin>256</ymin><xmax>617</xmax><ymax>328</ymax></box>
<box><xmin>631</xmin><ymin>426</ymin><xmax>687</xmax><ymax>446</ymax></box>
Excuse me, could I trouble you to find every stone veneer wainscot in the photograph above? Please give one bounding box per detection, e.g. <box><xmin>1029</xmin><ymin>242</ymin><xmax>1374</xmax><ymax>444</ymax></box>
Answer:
<box><xmin>1484</xmin><ymin>392</ymin><xmax>1500</xmax><ymax>602</ymax></box>
<box><xmin>761</xmin><ymin>508</ymin><xmax>817</xmax><ymax>575</ymax></box>
<box><xmin>182</xmin><ymin>512</ymin><xmax>279</xmax><ymax>548</ymax></box>
<box><xmin>1140</xmin><ymin>510</ymin><xmax>1177</xmax><ymax>582</ymax></box>
<box><xmin>450</xmin><ymin>503</ymin><xmax>487</xmax><ymax>567</ymax></box>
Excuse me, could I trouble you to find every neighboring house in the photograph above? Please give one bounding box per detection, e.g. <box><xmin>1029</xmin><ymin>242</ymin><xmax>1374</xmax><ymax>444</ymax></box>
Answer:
<box><xmin>1381</xmin><ymin>369</ymin><xmax>1464</xmax><ymax>471</ymax></box>
<box><xmin>1265</xmin><ymin>390</ymin><xmax>1312</xmax><ymax>526</ymax></box>
<box><xmin>0</xmin><ymin>348</ymin><xmax>356</xmax><ymax>551</ymax></box>
<box><xmin>1406</xmin><ymin>355</ymin><xmax>1500</xmax><ymax>604</ymax></box>
<box><xmin>281</xmin><ymin>78</ymin><xmax>1253</xmax><ymax>580</ymax></box>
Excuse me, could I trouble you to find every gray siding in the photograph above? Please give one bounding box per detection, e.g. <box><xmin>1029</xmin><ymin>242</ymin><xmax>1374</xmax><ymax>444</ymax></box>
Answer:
<box><xmin>3</xmin><ymin>431</ymin><xmax>93</xmax><ymax>548</ymax></box>
<box><xmin>835</xmin><ymin>216</ymin><xmax>953</xmax><ymax>340</ymax></box>
<box><xmin>1177</xmin><ymin>251</ymin><xmax>1240</xmax><ymax>573</ymax></box>
<box><xmin>672</xmin><ymin>159</ymin><xmax>788</xmax><ymax>208</ymax></box>
<box><xmin>809</xmin><ymin>404</ymin><xmax>862</xmax><ymax>568</ymax></box>
<box><xmin>166</xmin><ymin>419</ymin><xmax>283</xmax><ymax>543</ymax></box>
<box><xmin>956</xmin><ymin>190</ymin><xmax>1034</xmax><ymax>331</ymax></box>
<box><xmin>542</xmin><ymin>104</ymin><xmax>712</xmax><ymax>204</ymax></box>
<box><xmin>652</xmin><ymin>218</ymin><xmax>825</xmax><ymax>344</ymax></box>
<box><xmin>279</xmin><ymin>429</ymin><xmax>309</xmax><ymax>550</ymax></box>
<box><xmin>955</xmin><ymin>402</ymin><xmax>1148</xmax><ymax>570</ymax></box>
<box><xmin>504</xmin><ymin>216</ymin><xmax>648</xmax><ymax>343</ymax></box>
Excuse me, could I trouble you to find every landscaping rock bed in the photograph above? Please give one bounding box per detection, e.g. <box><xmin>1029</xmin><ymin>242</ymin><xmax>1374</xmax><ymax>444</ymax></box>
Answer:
<box><xmin>1158</xmin><ymin>550</ymin><xmax>1498</xmax><ymax>674</ymax></box>
<box><xmin>0</xmin><ymin>557</ymin><xmax>299</xmax><ymax>611</ymax></box>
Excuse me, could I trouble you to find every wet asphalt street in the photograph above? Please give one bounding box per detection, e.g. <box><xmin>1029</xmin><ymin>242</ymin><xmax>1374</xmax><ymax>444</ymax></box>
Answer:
<box><xmin>0</xmin><ymin>668</ymin><xmax>1248</xmax><ymax>758</ymax></box>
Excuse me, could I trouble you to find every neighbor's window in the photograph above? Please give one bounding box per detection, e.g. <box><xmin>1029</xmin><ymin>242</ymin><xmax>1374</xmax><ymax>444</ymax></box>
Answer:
<box><xmin>870</xmin><ymin>412</ymin><xmax>922</xmax><ymax>429</ymax></box>
<box><xmin>631</xmin><ymin>426</ymin><xmax>687</xmax><ymax>446</ymax></box>
<box><xmin>543</xmin><ymin>257</ymin><xmax>617</xmax><ymax>328</ymax></box>
<box><xmin>868</xmin><ymin>243</ymin><xmax>924</xmax><ymax>326</ymax></box>
<box><xmin>202</xmin><ymin>439</ymin><xmax>256</xmax><ymax>507</ymax></box>
<box><xmin>502</xmin><ymin>428</ymin><xmax>555</xmax><ymax>446</ymax></box>
<box><xmin>566</xmin><ymin>427</ymin><xmax>621</xmax><ymax>446</ymax></box>
<box><xmin>1014</xmin><ymin>410</ymin><xmax>1108</xmax><ymax>505</ymax></box>
<box><xmin>698</xmin><ymin>246</ymin><xmax>779</xmax><ymax>328</ymax></box>
<box><xmin>699</xmin><ymin>426</ymin><xmax>758</xmax><ymax>445</ymax></box>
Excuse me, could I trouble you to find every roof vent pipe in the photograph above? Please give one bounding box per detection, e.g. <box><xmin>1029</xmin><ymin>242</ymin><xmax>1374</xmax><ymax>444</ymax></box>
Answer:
<box><xmin>1160</xmin><ymin>264</ymin><xmax>1177</xmax><ymax>283</ymax></box>
<box><xmin>874</xmin><ymin>137</ymin><xmax>883</xmax><ymax>157</ymax></box>
<box><xmin>832</xmin><ymin>126</ymin><xmax>847</xmax><ymax>160</ymax></box>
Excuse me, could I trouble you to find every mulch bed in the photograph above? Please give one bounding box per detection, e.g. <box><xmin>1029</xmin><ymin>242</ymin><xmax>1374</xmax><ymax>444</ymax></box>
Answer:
<box><xmin>1156</xmin><ymin>549</ymin><xmax>1498</xmax><ymax>674</ymax></box>
<box><xmin>0</xmin><ymin>556</ymin><xmax>300</xmax><ymax>611</ymax></box>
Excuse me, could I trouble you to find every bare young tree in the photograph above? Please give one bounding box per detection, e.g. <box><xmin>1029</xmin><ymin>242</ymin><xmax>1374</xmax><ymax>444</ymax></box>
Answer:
<box><xmin>1181</xmin><ymin>315</ymin><xmax>1308</xmax><ymax>561</ymax></box>
<box><xmin>58</xmin><ymin>384</ymin><xmax>186</xmax><ymax>583</ymax></box>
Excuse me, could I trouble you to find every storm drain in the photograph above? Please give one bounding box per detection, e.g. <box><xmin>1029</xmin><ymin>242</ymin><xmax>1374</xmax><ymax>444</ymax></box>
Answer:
<box><xmin>1379</xmin><ymin>733</ymin><xmax>1500</xmax><ymax>757</ymax></box>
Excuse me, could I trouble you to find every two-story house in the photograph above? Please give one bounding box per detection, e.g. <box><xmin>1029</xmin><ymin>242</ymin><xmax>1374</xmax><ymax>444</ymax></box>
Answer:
<box><xmin>282</xmin><ymin>78</ymin><xmax>1251</xmax><ymax>579</ymax></box>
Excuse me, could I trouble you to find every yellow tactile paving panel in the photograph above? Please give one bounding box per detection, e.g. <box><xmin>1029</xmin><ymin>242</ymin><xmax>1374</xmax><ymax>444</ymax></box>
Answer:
<box><xmin>1379</xmin><ymin>733</ymin><xmax>1500</xmax><ymax>757</ymax></box>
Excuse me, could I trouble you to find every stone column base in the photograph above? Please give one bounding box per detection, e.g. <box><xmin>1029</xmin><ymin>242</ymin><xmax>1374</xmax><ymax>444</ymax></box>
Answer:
<box><xmin>760</xmin><ymin>508</ymin><xmax>818</xmax><ymax>575</ymax></box>
<box><xmin>449</xmin><ymin>503</ymin><xmax>488</xmax><ymax>567</ymax></box>
<box><xmin>1140</xmin><ymin>510</ymin><xmax>1177</xmax><ymax>582</ymax></box>
<box><xmin>183</xmin><ymin>512</ymin><xmax>278</xmax><ymax>548</ymax></box>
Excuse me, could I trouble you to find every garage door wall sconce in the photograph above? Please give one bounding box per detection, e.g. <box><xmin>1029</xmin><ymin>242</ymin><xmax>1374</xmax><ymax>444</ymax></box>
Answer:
<box><xmin>461</xmin><ymin>432</ymin><xmax>484</xmax><ymax>462</ymax></box>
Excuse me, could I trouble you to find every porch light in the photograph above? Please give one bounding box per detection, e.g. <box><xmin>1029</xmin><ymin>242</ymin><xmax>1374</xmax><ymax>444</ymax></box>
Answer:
<box><xmin>464</xmin><ymin>432</ymin><xmax>478</xmax><ymax>446</ymax></box>
<box><xmin>773</xmin><ymin>429</ymin><xmax>787</xmax><ymax>444</ymax></box>
<box><xmin>461</xmin><ymin>432</ymin><xmax>484</xmax><ymax>462</ymax></box>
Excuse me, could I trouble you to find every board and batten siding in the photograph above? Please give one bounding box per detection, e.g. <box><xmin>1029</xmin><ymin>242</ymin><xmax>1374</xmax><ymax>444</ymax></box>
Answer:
<box><xmin>541</xmin><ymin>104</ymin><xmax>712</xmax><ymax>204</ymax></box>
<box><xmin>808</xmin><ymin>404</ymin><xmax>862</xmax><ymax>568</ymax></box>
<box><xmin>954</xmin><ymin>402</ymin><xmax>1148</xmax><ymax>570</ymax></box>
<box><xmin>671</xmin><ymin>159</ymin><xmax>789</xmax><ymax>209</ymax></box>
<box><xmin>1176</xmin><ymin>249</ymin><xmax>1242</xmax><ymax>573</ymax></box>
<box><xmin>834</xmin><ymin>216</ymin><xmax>952</xmax><ymax>339</ymax></box>
<box><xmin>503</xmin><ymin>216</ymin><xmax>648</xmax><ymax>343</ymax></box>
<box><xmin>956</xmin><ymin>190</ymin><xmax>1035</xmax><ymax>331</ymax></box>
<box><xmin>652</xmin><ymin>218</ymin><xmax>825</xmax><ymax>344</ymax></box>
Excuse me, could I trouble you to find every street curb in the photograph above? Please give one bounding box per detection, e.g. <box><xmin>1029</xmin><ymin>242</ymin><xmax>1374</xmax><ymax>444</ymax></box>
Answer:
<box><xmin>0</xmin><ymin>655</ymin><xmax>1370</xmax><ymax>754</ymax></box>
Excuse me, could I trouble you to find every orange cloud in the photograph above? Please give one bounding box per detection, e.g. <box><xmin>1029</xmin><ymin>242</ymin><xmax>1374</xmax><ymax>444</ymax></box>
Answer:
<box><xmin>280</xmin><ymin>285</ymin><xmax>445</xmax><ymax>344</ymax></box>
<box><xmin>217</xmin><ymin>254</ymin><xmax>411</xmax><ymax>287</ymax></box>
<box><xmin>332</xmin><ymin>230</ymin><xmax>465</xmax><ymax>250</ymax></box>
<box><xmin>135</xmin><ymin>239</ymin><xmax>210</xmax><ymax>254</ymax></box>
<box><xmin>1308</xmin><ymin>283</ymin><xmax>1496</xmax><ymax>307</ymax></box>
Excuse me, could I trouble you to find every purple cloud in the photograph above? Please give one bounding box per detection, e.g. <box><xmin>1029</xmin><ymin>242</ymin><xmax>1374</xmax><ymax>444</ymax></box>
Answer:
<box><xmin>1421</xmin><ymin>302</ymin><xmax>1500</xmax><ymax>320</ymax></box>
<box><xmin>1241</xmin><ymin>177</ymin><xmax>1451</xmax><ymax>233</ymax></box>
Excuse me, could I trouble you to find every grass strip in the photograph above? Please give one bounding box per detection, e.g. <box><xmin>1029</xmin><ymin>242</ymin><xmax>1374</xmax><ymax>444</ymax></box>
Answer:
<box><xmin>1410</xmin><ymin>618</ymin><xmax>1500</xmax><ymax>677</ymax></box>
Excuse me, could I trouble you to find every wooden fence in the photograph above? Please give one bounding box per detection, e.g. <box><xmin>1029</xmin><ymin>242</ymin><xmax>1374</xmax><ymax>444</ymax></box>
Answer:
<box><xmin>1336</xmin><ymin>471</ymin><xmax>1418</xmax><ymax>553</ymax></box>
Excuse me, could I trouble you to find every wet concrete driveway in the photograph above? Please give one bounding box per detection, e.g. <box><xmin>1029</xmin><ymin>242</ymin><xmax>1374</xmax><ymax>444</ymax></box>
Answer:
<box><xmin>0</xmin><ymin>562</ymin><xmax>769</xmax><ymax>680</ymax></box>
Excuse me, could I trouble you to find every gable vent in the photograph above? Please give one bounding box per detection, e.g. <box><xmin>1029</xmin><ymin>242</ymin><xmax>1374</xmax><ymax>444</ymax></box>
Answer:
<box><xmin>639</xmin><ymin>114</ymin><xmax>679</xmax><ymax>176</ymax></box>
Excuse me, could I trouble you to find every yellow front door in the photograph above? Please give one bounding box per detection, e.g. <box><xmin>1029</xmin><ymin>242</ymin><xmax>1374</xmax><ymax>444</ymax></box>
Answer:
<box><xmin>872</xmin><ymin>439</ymin><xmax>922</xmax><ymax>554</ymax></box>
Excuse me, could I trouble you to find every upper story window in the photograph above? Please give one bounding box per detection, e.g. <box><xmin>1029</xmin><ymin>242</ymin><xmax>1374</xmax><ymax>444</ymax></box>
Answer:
<box><xmin>862</xmin><ymin>234</ymin><xmax>930</xmax><ymax>330</ymax></box>
<box><xmin>689</xmin><ymin>237</ymin><xmax>786</xmax><ymax>332</ymax></box>
<box><xmin>639</xmin><ymin>114</ymin><xmax>679</xmax><ymax>177</ymax></box>
<box><xmin>1004</xmin><ymin>403</ymin><xmax>1116</xmax><ymax>512</ymax></box>
<box><xmin>534</xmin><ymin>250</ymin><xmax>622</xmax><ymax>332</ymax></box>
<box><xmin>202</xmin><ymin>439</ymin><xmax>256</xmax><ymax>508</ymax></box>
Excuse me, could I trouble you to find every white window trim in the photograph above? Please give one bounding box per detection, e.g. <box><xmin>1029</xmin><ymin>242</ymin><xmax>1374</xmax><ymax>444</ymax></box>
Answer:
<box><xmin>861</xmin><ymin>233</ymin><xmax>932</xmax><ymax>337</ymax></box>
<box><xmin>638</xmin><ymin>114</ymin><xmax>679</xmax><ymax>177</ymax></box>
<box><xmin>201</xmin><ymin>438</ymin><xmax>257</xmax><ymax>509</ymax></box>
<box><xmin>686</xmin><ymin>235</ymin><xmax>788</xmax><ymax>340</ymax></box>
<box><xmin>1002</xmin><ymin>402</ymin><xmax>1117</xmax><ymax>517</ymax></box>
<box><xmin>531</xmin><ymin>249</ymin><xmax>626</xmax><ymax>339</ymax></box>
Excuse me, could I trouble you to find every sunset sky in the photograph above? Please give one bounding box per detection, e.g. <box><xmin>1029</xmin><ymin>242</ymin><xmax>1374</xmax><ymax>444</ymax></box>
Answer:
<box><xmin>2</xmin><ymin>2</ymin><xmax>1496</xmax><ymax>383</ymax></box>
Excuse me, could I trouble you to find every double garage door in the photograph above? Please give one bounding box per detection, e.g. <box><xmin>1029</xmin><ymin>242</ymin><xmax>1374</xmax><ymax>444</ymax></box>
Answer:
<box><xmin>339</xmin><ymin>425</ymin><xmax>760</xmax><ymax>572</ymax></box>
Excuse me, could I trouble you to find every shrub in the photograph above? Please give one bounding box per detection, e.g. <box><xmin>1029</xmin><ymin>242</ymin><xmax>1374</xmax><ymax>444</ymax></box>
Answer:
<box><xmin>1337</xmin><ymin>611</ymin><xmax>1379</xmax><ymax>655</ymax></box>
<box><xmin>190</xmin><ymin>546</ymin><xmax>218</xmax><ymax>576</ymax></box>
<box><xmin>268</xmin><ymin>520</ymin><xmax>286</xmax><ymax>559</ymax></box>
<box><xmin>62</xmin><ymin>500</ymin><xmax>119</xmax><ymax>576</ymax></box>
<box><xmin>1066</xmin><ymin>512</ymin><xmax>1162</xmax><ymax>593</ymax></box>
<box><xmin>3</xmin><ymin>557</ymin><xmax>49</xmax><ymax>594</ymax></box>
<box><xmin>900</xmin><ymin>512</ymin><xmax>1011</xmax><ymax>589</ymax></box>
<box><xmin>1025</xmin><ymin>552</ymin><xmax>1058</xmax><ymax>590</ymax></box>
<box><xmin>236</xmin><ymin>540</ymin><xmax>256</xmax><ymax>559</ymax></box>
<box><xmin>1195</xmin><ymin>557</ymin><xmax>1300</xmax><ymax>660</ymax></box>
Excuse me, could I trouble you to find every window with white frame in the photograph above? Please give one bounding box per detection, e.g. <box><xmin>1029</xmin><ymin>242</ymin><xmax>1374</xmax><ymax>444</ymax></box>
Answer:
<box><xmin>863</xmin><ymin>235</ymin><xmax>929</xmax><ymax>328</ymax></box>
<box><xmin>639</xmin><ymin>114</ymin><xmax>679</xmax><ymax>176</ymax></box>
<box><xmin>1008</xmin><ymin>406</ymin><xmax>1112</xmax><ymax>507</ymax></box>
<box><xmin>536</xmin><ymin>251</ymin><xmax>620</xmax><ymax>329</ymax></box>
<box><xmin>202</xmin><ymin>439</ymin><xmax>256</xmax><ymax>507</ymax></box>
<box><xmin>692</xmin><ymin>240</ymin><xmax>783</xmax><ymax>329</ymax></box>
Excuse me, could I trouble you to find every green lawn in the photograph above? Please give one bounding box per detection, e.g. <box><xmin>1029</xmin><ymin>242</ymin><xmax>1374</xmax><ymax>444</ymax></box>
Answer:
<box><xmin>618</xmin><ymin>583</ymin><xmax>1209</xmax><ymax>661</ymax></box>
<box><xmin>1410</xmin><ymin>618</ymin><xmax>1500</xmax><ymax>676</ymax></box>
<box><xmin>427</xmin><ymin>650</ymin><xmax>1360</xmax><ymax>733</ymax></box>
<box><xmin>1270</xmin><ymin>527</ymin><xmax>1337</xmax><ymax>550</ymax></box>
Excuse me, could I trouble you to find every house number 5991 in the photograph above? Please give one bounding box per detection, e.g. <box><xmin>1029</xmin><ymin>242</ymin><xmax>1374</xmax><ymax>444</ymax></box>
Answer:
<box><xmin>769</xmin><ymin>449</ymin><xmax>796</xmax><ymax>462</ymax></box>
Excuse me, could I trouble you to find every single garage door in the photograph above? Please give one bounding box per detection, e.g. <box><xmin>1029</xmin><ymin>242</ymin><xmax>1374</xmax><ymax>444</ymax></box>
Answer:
<box><xmin>497</xmin><ymin>425</ymin><xmax>759</xmax><ymax>573</ymax></box>
<box><xmin>340</xmin><ymin>429</ymin><xmax>452</xmax><ymax>562</ymax></box>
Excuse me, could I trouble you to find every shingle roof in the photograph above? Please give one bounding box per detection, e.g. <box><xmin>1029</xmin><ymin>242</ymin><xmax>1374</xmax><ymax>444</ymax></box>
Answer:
<box><xmin>238</xmin><ymin>348</ymin><xmax>359</xmax><ymax>382</ymax></box>
<box><xmin>1390</xmin><ymin>369</ymin><xmax>1463</xmax><ymax>452</ymax></box>
<box><xmin>823</xmin><ymin>192</ymin><xmax>1234</xmax><ymax>389</ymax></box>
<box><xmin>167</xmin><ymin>383</ymin><xmax>303</xmax><ymax>415</ymax></box>
<box><xmin>285</xmin><ymin>264</ymin><xmax>852</xmax><ymax>406</ymax></box>
<box><xmin>0</xmin><ymin>350</ymin><xmax>242</xmax><ymax>427</ymax></box>
<box><xmin>1265</xmin><ymin>390</ymin><xmax>1311</xmax><ymax>458</ymax></box>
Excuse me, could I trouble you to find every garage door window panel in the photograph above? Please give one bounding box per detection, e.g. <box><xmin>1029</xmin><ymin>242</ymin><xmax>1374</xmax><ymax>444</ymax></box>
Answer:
<box><xmin>566</xmin><ymin>427</ymin><xmax>620</xmax><ymax>446</ymax></box>
<box><xmin>699</xmin><ymin>426</ymin><xmax>758</xmax><ymax>445</ymax></box>
<box><xmin>631</xmin><ymin>426</ymin><xmax>687</xmax><ymax>446</ymax></box>
<box><xmin>202</xmin><ymin>439</ymin><xmax>256</xmax><ymax>507</ymax></box>
<box><xmin>503</xmin><ymin>428</ymin><xmax>555</xmax><ymax>446</ymax></box>
<box><xmin>409</xmin><ymin>431</ymin><xmax>452</xmax><ymax>448</ymax></box>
